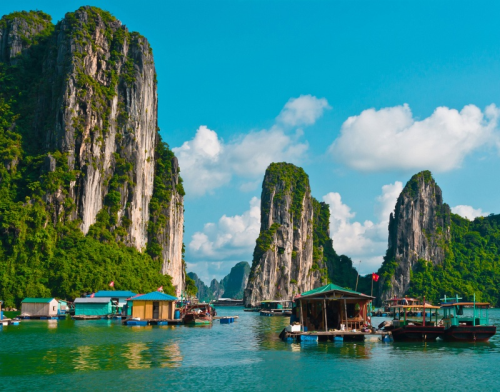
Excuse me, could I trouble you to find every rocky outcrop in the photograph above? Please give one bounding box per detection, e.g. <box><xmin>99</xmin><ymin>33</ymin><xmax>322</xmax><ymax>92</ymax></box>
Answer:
<box><xmin>0</xmin><ymin>11</ymin><xmax>52</xmax><ymax>64</ymax></box>
<box><xmin>187</xmin><ymin>272</ymin><xmax>210</xmax><ymax>301</ymax></box>
<box><xmin>244</xmin><ymin>163</ymin><xmax>327</xmax><ymax>307</ymax></box>
<box><xmin>221</xmin><ymin>262</ymin><xmax>250</xmax><ymax>299</ymax></box>
<box><xmin>379</xmin><ymin>171</ymin><xmax>451</xmax><ymax>301</ymax></box>
<box><xmin>209</xmin><ymin>279</ymin><xmax>224</xmax><ymax>300</ymax></box>
<box><xmin>0</xmin><ymin>8</ymin><xmax>185</xmax><ymax>291</ymax></box>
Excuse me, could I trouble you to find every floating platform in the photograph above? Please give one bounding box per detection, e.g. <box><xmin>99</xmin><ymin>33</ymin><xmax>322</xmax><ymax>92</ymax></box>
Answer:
<box><xmin>0</xmin><ymin>318</ymin><xmax>20</xmax><ymax>326</ymax></box>
<box><xmin>20</xmin><ymin>315</ymin><xmax>66</xmax><ymax>320</ymax></box>
<box><xmin>280</xmin><ymin>330</ymin><xmax>391</xmax><ymax>342</ymax></box>
<box><xmin>122</xmin><ymin>319</ymin><xmax>184</xmax><ymax>326</ymax></box>
<box><xmin>213</xmin><ymin>316</ymin><xmax>239</xmax><ymax>320</ymax></box>
<box><xmin>72</xmin><ymin>315</ymin><xmax>103</xmax><ymax>320</ymax></box>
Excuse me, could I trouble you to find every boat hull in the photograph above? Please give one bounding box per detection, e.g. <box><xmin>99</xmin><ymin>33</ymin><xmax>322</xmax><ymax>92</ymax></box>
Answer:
<box><xmin>260</xmin><ymin>310</ymin><xmax>291</xmax><ymax>317</ymax></box>
<box><xmin>183</xmin><ymin>313</ymin><xmax>212</xmax><ymax>325</ymax></box>
<box><xmin>442</xmin><ymin>325</ymin><xmax>496</xmax><ymax>342</ymax></box>
<box><xmin>390</xmin><ymin>326</ymin><xmax>444</xmax><ymax>342</ymax></box>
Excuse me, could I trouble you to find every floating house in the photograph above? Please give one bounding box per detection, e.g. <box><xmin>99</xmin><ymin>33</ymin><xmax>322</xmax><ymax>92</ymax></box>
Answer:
<box><xmin>93</xmin><ymin>291</ymin><xmax>136</xmax><ymax>309</ymax></box>
<box><xmin>58</xmin><ymin>300</ymin><xmax>68</xmax><ymax>315</ymax></box>
<box><xmin>127</xmin><ymin>292</ymin><xmax>178</xmax><ymax>324</ymax></box>
<box><xmin>74</xmin><ymin>298</ymin><xmax>112</xmax><ymax>317</ymax></box>
<box><xmin>281</xmin><ymin>284</ymin><xmax>389</xmax><ymax>342</ymax></box>
<box><xmin>260</xmin><ymin>300</ymin><xmax>293</xmax><ymax>316</ymax></box>
<box><xmin>21</xmin><ymin>298</ymin><xmax>59</xmax><ymax>318</ymax></box>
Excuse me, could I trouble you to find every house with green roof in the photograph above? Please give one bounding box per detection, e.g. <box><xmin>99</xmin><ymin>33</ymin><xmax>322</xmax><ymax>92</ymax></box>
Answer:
<box><xmin>21</xmin><ymin>298</ymin><xmax>59</xmax><ymax>318</ymax></box>
<box><xmin>294</xmin><ymin>283</ymin><xmax>374</xmax><ymax>334</ymax></box>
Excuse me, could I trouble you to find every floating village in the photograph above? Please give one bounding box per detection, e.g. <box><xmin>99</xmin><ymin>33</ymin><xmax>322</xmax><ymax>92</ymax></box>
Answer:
<box><xmin>1</xmin><ymin>283</ymin><xmax>496</xmax><ymax>343</ymax></box>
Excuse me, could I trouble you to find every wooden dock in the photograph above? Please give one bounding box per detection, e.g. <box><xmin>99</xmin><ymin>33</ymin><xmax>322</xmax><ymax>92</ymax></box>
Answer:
<box><xmin>281</xmin><ymin>330</ymin><xmax>391</xmax><ymax>342</ymax></box>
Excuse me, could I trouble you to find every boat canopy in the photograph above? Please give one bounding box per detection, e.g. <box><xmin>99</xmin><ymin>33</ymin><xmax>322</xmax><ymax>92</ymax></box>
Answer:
<box><xmin>441</xmin><ymin>302</ymin><xmax>490</xmax><ymax>308</ymax></box>
<box><xmin>389</xmin><ymin>304</ymin><xmax>441</xmax><ymax>309</ymax></box>
<box><xmin>299</xmin><ymin>283</ymin><xmax>374</xmax><ymax>299</ymax></box>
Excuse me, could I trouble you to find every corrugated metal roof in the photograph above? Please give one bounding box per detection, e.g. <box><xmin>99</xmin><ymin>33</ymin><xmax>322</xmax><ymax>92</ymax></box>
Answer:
<box><xmin>93</xmin><ymin>290</ymin><xmax>136</xmax><ymax>298</ymax></box>
<box><xmin>300</xmin><ymin>283</ymin><xmax>373</xmax><ymax>299</ymax></box>
<box><xmin>129</xmin><ymin>292</ymin><xmax>177</xmax><ymax>301</ymax></box>
<box><xmin>21</xmin><ymin>298</ymin><xmax>55</xmax><ymax>303</ymax></box>
<box><xmin>75</xmin><ymin>298</ymin><xmax>112</xmax><ymax>304</ymax></box>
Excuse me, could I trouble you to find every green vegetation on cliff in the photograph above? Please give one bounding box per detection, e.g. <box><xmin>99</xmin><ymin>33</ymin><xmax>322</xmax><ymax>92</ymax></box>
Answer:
<box><xmin>261</xmin><ymin>162</ymin><xmax>309</xmax><ymax>228</ymax></box>
<box><xmin>311</xmin><ymin>199</ymin><xmax>359</xmax><ymax>288</ymax></box>
<box><xmin>0</xmin><ymin>9</ymin><xmax>178</xmax><ymax>307</ymax></box>
<box><xmin>407</xmin><ymin>213</ymin><xmax>500</xmax><ymax>305</ymax></box>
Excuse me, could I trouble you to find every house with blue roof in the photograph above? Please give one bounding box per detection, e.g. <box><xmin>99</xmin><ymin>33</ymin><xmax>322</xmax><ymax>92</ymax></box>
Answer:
<box><xmin>128</xmin><ymin>292</ymin><xmax>177</xmax><ymax>321</ymax></box>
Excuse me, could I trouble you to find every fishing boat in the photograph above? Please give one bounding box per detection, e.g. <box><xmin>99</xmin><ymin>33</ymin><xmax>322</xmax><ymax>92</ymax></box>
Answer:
<box><xmin>259</xmin><ymin>300</ymin><xmax>293</xmax><ymax>316</ymax></box>
<box><xmin>183</xmin><ymin>303</ymin><xmax>216</xmax><ymax>325</ymax></box>
<box><xmin>440</xmin><ymin>295</ymin><xmax>496</xmax><ymax>342</ymax></box>
<box><xmin>383</xmin><ymin>299</ymin><xmax>443</xmax><ymax>342</ymax></box>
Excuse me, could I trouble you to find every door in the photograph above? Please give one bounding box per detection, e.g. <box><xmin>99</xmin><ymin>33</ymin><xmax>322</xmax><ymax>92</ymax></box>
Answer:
<box><xmin>153</xmin><ymin>301</ymin><xmax>160</xmax><ymax>319</ymax></box>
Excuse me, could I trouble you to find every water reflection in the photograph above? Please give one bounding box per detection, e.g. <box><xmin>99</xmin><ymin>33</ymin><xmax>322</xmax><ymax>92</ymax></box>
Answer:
<box><xmin>121</xmin><ymin>341</ymin><xmax>183</xmax><ymax>370</ymax></box>
<box><xmin>124</xmin><ymin>342</ymin><xmax>151</xmax><ymax>369</ymax></box>
<box><xmin>161</xmin><ymin>343</ymin><xmax>182</xmax><ymax>368</ymax></box>
<box><xmin>47</xmin><ymin>320</ymin><xmax>58</xmax><ymax>329</ymax></box>
<box><xmin>73</xmin><ymin>345</ymin><xmax>99</xmax><ymax>371</ymax></box>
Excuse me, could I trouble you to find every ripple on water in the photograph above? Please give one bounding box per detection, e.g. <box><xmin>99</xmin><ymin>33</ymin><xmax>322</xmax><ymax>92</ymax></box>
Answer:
<box><xmin>1</xmin><ymin>307</ymin><xmax>500</xmax><ymax>390</ymax></box>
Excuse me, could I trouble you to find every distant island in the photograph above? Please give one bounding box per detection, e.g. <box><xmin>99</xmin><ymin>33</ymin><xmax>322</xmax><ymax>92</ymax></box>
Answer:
<box><xmin>188</xmin><ymin>262</ymin><xmax>250</xmax><ymax>302</ymax></box>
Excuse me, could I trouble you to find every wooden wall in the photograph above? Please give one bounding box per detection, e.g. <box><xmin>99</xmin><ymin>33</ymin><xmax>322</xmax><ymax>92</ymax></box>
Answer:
<box><xmin>132</xmin><ymin>301</ymin><xmax>174</xmax><ymax>319</ymax></box>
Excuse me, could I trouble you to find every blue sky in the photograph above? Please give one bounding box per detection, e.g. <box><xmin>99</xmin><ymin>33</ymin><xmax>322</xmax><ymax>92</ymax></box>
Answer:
<box><xmin>3</xmin><ymin>1</ymin><xmax>500</xmax><ymax>284</ymax></box>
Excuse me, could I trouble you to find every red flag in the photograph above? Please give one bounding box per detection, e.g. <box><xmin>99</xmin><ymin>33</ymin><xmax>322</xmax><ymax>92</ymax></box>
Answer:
<box><xmin>109</xmin><ymin>281</ymin><xmax>114</xmax><ymax>287</ymax></box>
<box><xmin>157</xmin><ymin>286</ymin><xmax>163</xmax><ymax>292</ymax></box>
<box><xmin>372</xmin><ymin>273</ymin><xmax>380</xmax><ymax>282</ymax></box>
<box><xmin>90</xmin><ymin>293</ymin><xmax>95</xmax><ymax>298</ymax></box>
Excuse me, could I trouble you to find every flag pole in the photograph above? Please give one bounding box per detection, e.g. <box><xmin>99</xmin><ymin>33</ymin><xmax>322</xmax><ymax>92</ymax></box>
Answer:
<box><xmin>355</xmin><ymin>260</ymin><xmax>361</xmax><ymax>292</ymax></box>
<box><xmin>371</xmin><ymin>276</ymin><xmax>374</xmax><ymax>297</ymax></box>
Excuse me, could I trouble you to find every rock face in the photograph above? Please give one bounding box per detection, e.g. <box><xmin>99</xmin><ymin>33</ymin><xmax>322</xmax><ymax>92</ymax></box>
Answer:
<box><xmin>379</xmin><ymin>171</ymin><xmax>451</xmax><ymax>301</ymax></box>
<box><xmin>244</xmin><ymin>163</ymin><xmax>327</xmax><ymax>307</ymax></box>
<box><xmin>0</xmin><ymin>11</ymin><xmax>52</xmax><ymax>64</ymax></box>
<box><xmin>221</xmin><ymin>262</ymin><xmax>250</xmax><ymax>299</ymax></box>
<box><xmin>0</xmin><ymin>8</ymin><xmax>185</xmax><ymax>291</ymax></box>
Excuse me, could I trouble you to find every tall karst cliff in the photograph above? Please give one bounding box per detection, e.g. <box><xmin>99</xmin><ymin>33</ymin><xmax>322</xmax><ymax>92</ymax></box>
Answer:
<box><xmin>0</xmin><ymin>8</ymin><xmax>184</xmax><ymax>304</ymax></box>
<box><xmin>376</xmin><ymin>170</ymin><xmax>500</xmax><ymax>306</ymax></box>
<box><xmin>244</xmin><ymin>163</ymin><xmax>330</xmax><ymax>307</ymax></box>
<box><xmin>378</xmin><ymin>171</ymin><xmax>451</xmax><ymax>301</ymax></box>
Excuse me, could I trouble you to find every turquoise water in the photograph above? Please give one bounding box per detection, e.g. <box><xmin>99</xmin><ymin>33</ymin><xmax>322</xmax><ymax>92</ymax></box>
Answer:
<box><xmin>1</xmin><ymin>308</ymin><xmax>500</xmax><ymax>391</ymax></box>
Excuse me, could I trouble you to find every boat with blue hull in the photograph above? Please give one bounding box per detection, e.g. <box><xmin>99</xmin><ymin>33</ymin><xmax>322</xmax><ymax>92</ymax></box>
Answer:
<box><xmin>441</xmin><ymin>295</ymin><xmax>496</xmax><ymax>342</ymax></box>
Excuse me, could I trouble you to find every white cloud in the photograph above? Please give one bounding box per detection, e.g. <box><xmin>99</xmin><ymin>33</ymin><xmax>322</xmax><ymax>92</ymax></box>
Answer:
<box><xmin>322</xmin><ymin>181</ymin><xmax>403</xmax><ymax>274</ymax></box>
<box><xmin>329</xmin><ymin>104</ymin><xmax>499</xmax><ymax>172</ymax></box>
<box><xmin>277</xmin><ymin>95</ymin><xmax>331</xmax><ymax>127</ymax></box>
<box><xmin>173</xmin><ymin>126</ymin><xmax>230</xmax><ymax>196</ymax></box>
<box><xmin>188</xmin><ymin>197</ymin><xmax>261</xmax><ymax>260</ymax></box>
<box><xmin>451</xmin><ymin>205</ymin><xmax>489</xmax><ymax>220</ymax></box>
<box><xmin>174</xmin><ymin>96</ymin><xmax>328</xmax><ymax>196</ymax></box>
